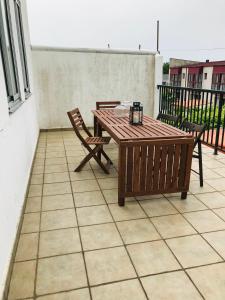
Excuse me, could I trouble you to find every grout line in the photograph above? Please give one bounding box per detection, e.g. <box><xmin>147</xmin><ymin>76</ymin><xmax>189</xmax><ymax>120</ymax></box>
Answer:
<box><xmin>62</xmin><ymin>135</ymin><xmax>93</xmax><ymax>300</ymax></box>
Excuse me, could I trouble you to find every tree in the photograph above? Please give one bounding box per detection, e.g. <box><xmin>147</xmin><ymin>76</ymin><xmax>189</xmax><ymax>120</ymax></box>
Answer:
<box><xmin>163</xmin><ymin>62</ymin><xmax>169</xmax><ymax>74</ymax></box>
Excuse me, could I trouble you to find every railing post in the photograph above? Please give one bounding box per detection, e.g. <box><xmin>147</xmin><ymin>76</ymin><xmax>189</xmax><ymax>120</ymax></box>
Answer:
<box><xmin>214</xmin><ymin>93</ymin><xmax>223</xmax><ymax>155</ymax></box>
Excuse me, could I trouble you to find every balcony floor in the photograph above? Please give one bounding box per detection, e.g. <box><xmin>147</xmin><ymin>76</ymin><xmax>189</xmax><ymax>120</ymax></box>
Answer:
<box><xmin>7</xmin><ymin>130</ymin><xmax>225</xmax><ymax>300</ymax></box>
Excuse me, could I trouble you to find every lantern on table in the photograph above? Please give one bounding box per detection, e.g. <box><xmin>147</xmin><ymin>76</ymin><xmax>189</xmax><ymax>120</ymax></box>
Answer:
<box><xmin>129</xmin><ymin>102</ymin><xmax>143</xmax><ymax>125</ymax></box>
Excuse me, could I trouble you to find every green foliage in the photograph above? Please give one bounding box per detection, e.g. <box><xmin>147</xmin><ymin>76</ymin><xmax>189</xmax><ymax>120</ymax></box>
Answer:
<box><xmin>163</xmin><ymin>62</ymin><xmax>169</xmax><ymax>74</ymax></box>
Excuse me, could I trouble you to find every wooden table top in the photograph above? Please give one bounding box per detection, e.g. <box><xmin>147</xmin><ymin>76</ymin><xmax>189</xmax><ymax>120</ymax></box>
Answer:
<box><xmin>93</xmin><ymin>110</ymin><xmax>192</xmax><ymax>142</ymax></box>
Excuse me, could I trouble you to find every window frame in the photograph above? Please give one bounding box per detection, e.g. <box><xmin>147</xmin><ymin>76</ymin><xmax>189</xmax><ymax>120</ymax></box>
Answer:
<box><xmin>14</xmin><ymin>0</ymin><xmax>31</xmax><ymax>98</ymax></box>
<box><xmin>0</xmin><ymin>0</ymin><xmax>21</xmax><ymax>113</ymax></box>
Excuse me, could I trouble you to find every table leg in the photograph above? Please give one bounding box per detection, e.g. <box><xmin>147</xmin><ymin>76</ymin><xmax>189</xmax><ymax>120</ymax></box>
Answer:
<box><xmin>181</xmin><ymin>191</ymin><xmax>187</xmax><ymax>199</ymax></box>
<box><xmin>96</xmin><ymin>121</ymin><xmax>102</xmax><ymax>160</ymax></box>
<box><xmin>118</xmin><ymin>144</ymin><xmax>126</xmax><ymax>206</ymax></box>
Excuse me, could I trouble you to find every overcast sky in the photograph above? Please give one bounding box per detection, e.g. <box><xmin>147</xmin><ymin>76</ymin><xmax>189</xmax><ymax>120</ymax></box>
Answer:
<box><xmin>27</xmin><ymin>0</ymin><xmax>225</xmax><ymax>62</ymax></box>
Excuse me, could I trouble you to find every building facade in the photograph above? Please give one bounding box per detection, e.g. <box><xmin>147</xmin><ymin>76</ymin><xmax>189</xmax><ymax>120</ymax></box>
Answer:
<box><xmin>169</xmin><ymin>60</ymin><xmax>225</xmax><ymax>91</ymax></box>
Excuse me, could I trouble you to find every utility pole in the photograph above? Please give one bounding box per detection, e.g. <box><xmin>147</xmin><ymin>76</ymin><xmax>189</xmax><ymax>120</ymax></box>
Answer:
<box><xmin>157</xmin><ymin>20</ymin><xmax>160</xmax><ymax>54</ymax></box>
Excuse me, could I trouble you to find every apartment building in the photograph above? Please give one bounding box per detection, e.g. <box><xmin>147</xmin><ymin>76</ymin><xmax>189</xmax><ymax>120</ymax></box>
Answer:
<box><xmin>169</xmin><ymin>59</ymin><xmax>225</xmax><ymax>91</ymax></box>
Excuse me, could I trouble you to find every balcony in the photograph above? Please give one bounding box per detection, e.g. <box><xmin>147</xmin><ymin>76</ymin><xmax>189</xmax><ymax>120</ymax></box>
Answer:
<box><xmin>6</xmin><ymin>130</ymin><xmax>225</xmax><ymax>299</ymax></box>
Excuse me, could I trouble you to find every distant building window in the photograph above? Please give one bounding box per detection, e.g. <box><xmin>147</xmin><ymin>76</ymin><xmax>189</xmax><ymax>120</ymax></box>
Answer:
<box><xmin>187</xmin><ymin>73</ymin><xmax>202</xmax><ymax>89</ymax></box>
<box><xmin>182</xmin><ymin>73</ymin><xmax>185</xmax><ymax>79</ymax></box>
<box><xmin>170</xmin><ymin>74</ymin><xmax>181</xmax><ymax>87</ymax></box>
<box><xmin>204</xmin><ymin>73</ymin><xmax>207</xmax><ymax>80</ymax></box>
<box><xmin>212</xmin><ymin>73</ymin><xmax>225</xmax><ymax>91</ymax></box>
<box><xmin>0</xmin><ymin>0</ymin><xmax>21</xmax><ymax>112</ymax></box>
<box><xmin>14</xmin><ymin>0</ymin><xmax>30</xmax><ymax>97</ymax></box>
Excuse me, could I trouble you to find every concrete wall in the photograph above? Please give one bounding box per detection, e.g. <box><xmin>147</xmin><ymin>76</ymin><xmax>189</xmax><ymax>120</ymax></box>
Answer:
<box><xmin>32</xmin><ymin>47</ymin><xmax>161</xmax><ymax>129</ymax></box>
<box><xmin>202</xmin><ymin>66</ymin><xmax>213</xmax><ymax>90</ymax></box>
<box><xmin>0</xmin><ymin>1</ymin><xmax>39</xmax><ymax>297</ymax></box>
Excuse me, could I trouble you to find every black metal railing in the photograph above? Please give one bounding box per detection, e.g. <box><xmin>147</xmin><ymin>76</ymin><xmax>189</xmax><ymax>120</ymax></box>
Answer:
<box><xmin>157</xmin><ymin>85</ymin><xmax>225</xmax><ymax>154</ymax></box>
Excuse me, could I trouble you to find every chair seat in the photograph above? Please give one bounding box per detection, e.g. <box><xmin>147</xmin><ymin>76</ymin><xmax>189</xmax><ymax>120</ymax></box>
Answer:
<box><xmin>85</xmin><ymin>136</ymin><xmax>111</xmax><ymax>145</ymax></box>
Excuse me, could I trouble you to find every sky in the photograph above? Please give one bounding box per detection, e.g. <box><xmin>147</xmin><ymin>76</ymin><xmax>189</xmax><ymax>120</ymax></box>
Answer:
<box><xmin>26</xmin><ymin>0</ymin><xmax>225</xmax><ymax>62</ymax></box>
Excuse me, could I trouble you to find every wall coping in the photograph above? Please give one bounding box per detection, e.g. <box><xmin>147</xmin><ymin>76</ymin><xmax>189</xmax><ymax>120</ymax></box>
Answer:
<box><xmin>31</xmin><ymin>45</ymin><xmax>157</xmax><ymax>56</ymax></box>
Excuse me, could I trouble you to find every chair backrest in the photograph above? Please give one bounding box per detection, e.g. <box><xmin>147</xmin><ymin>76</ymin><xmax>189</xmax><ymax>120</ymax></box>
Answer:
<box><xmin>96</xmin><ymin>101</ymin><xmax>121</xmax><ymax>110</ymax></box>
<box><xmin>157</xmin><ymin>112</ymin><xmax>181</xmax><ymax>127</ymax></box>
<box><xmin>67</xmin><ymin>108</ymin><xmax>92</xmax><ymax>145</ymax></box>
<box><xmin>179</xmin><ymin>119</ymin><xmax>207</xmax><ymax>148</ymax></box>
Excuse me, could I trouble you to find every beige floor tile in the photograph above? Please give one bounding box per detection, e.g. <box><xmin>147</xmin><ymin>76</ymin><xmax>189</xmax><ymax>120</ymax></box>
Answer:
<box><xmin>44</xmin><ymin>172</ymin><xmax>70</xmax><ymax>183</ymax></box>
<box><xmin>206</xmin><ymin>178</ymin><xmax>225</xmax><ymax>192</ymax></box>
<box><xmin>21</xmin><ymin>213</ymin><xmax>40</xmax><ymax>233</ymax></box>
<box><xmin>213</xmin><ymin>207</ymin><xmax>225</xmax><ymax>221</ymax></box>
<box><xmin>70</xmin><ymin>170</ymin><xmax>95</xmax><ymax>181</ymax></box>
<box><xmin>80</xmin><ymin>223</ymin><xmax>122</xmax><ymax>250</ymax></box>
<box><xmin>36</xmin><ymin>253</ymin><xmax>87</xmax><ymax>295</ymax></box>
<box><xmin>67</xmin><ymin>156</ymin><xmax>85</xmax><ymax>164</ymax></box>
<box><xmin>202</xmin><ymin>230</ymin><xmax>225</xmax><ymax>259</ymax></box>
<box><xmin>91</xmin><ymin>279</ymin><xmax>147</xmax><ymax>300</ymax></box>
<box><xmin>166</xmin><ymin>235</ymin><xmax>222</xmax><ymax>268</ymax></box>
<box><xmin>41</xmin><ymin>209</ymin><xmax>77</xmax><ymax>231</ymax></box>
<box><xmin>215</xmin><ymin>167</ymin><xmax>225</xmax><ymax>177</ymax></box>
<box><xmin>39</xmin><ymin>228</ymin><xmax>81</xmax><ymax>257</ymax></box>
<box><xmin>117</xmin><ymin>219</ymin><xmax>160</xmax><ymax>244</ymax></box>
<box><xmin>98</xmin><ymin>178</ymin><xmax>118</xmax><ymax>189</ymax></box>
<box><xmin>102</xmin><ymin>189</ymin><xmax>136</xmax><ymax>204</ymax></box>
<box><xmin>141</xmin><ymin>271</ymin><xmax>202</xmax><ymax>300</ymax></box>
<box><xmin>42</xmin><ymin>194</ymin><xmax>74</xmax><ymax>211</ymax></box>
<box><xmin>93</xmin><ymin>167</ymin><xmax>118</xmax><ymax>179</ymax></box>
<box><xmin>15</xmin><ymin>233</ymin><xmax>38</xmax><ymax>262</ymax></box>
<box><xmin>8</xmin><ymin>261</ymin><xmax>36</xmax><ymax>299</ymax></box>
<box><xmin>168</xmin><ymin>194</ymin><xmax>207</xmax><ymax>213</ymax></box>
<box><xmin>127</xmin><ymin>240</ymin><xmax>180</xmax><ymax>276</ymax></box>
<box><xmin>184</xmin><ymin>210</ymin><xmax>225</xmax><ymax>233</ymax></box>
<box><xmin>45</xmin><ymin>157</ymin><xmax>67</xmax><ymax>165</ymax></box>
<box><xmin>187</xmin><ymin>263</ymin><xmax>225</xmax><ymax>300</ymax></box>
<box><xmin>43</xmin><ymin>182</ymin><xmax>71</xmax><ymax>196</ymax></box>
<box><xmin>37</xmin><ymin>288</ymin><xmax>90</xmax><ymax>299</ymax></box>
<box><xmin>30</xmin><ymin>174</ymin><xmax>43</xmax><ymax>185</ymax></box>
<box><xmin>44</xmin><ymin>164</ymin><xmax>68</xmax><ymax>174</ymax></box>
<box><xmin>151</xmin><ymin>214</ymin><xmax>196</xmax><ymax>238</ymax></box>
<box><xmin>195</xmin><ymin>192</ymin><xmax>225</xmax><ymax>209</ymax></box>
<box><xmin>72</xmin><ymin>179</ymin><xmax>100</xmax><ymax>193</ymax></box>
<box><xmin>68</xmin><ymin>162</ymin><xmax>91</xmax><ymax>171</ymax></box>
<box><xmin>189</xmin><ymin>181</ymin><xmax>215</xmax><ymax>194</ymax></box>
<box><xmin>34</xmin><ymin>158</ymin><xmax>45</xmax><ymax>166</ymax></box>
<box><xmin>66</xmin><ymin>150</ymin><xmax>85</xmax><ymax>157</ymax></box>
<box><xmin>25</xmin><ymin>197</ymin><xmax>41</xmax><ymax>213</ymax></box>
<box><xmin>45</xmin><ymin>151</ymin><xmax>65</xmax><ymax>158</ymax></box>
<box><xmin>85</xmin><ymin>246</ymin><xmax>136</xmax><ymax>285</ymax></box>
<box><xmin>32</xmin><ymin>164</ymin><xmax>44</xmax><ymax>175</ymax></box>
<box><xmin>140</xmin><ymin>198</ymin><xmax>178</xmax><ymax>217</ymax></box>
<box><xmin>28</xmin><ymin>184</ymin><xmax>42</xmax><ymax>197</ymax></box>
<box><xmin>109</xmin><ymin>202</ymin><xmax>146</xmax><ymax>221</ymax></box>
<box><xmin>77</xmin><ymin>205</ymin><xmax>112</xmax><ymax>226</ymax></box>
<box><xmin>74</xmin><ymin>191</ymin><xmax>105</xmax><ymax>207</ymax></box>
<box><xmin>203</xmin><ymin>168</ymin><xmax>222</xmax><ymax>179</ymax></box>
<box><xmin>204</xmin><ymin>159</ymin><xmax>225</xmax><ymax>169</ymax></box>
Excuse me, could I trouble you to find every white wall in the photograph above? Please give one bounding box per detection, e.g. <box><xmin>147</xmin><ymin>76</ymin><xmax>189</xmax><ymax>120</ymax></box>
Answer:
<box><xmin>0</xmin><ymin>0</ymin><xmax>39</xmax><ymax>297</ymax></box>
<box><xmin>32</xmin><ymin>47</ymin><xmax>159</xmax><ymax>129</ymax></box>
<box><xmin>202</xmin><ymin>66</ymin><xmax>213</xmax><ymax>90</ymax></box>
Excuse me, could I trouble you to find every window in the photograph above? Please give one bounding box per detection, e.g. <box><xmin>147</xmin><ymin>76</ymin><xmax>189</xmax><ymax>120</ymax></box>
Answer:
<box><xmin>0</xmin><ymin>0</ymin><xmax>21</xmax><ymax>112</ymax></box>
<box><xmin>170</xmin><ymin>74</ymin><xmax>181</xmax><ymax>87</ymax></box>
<box><xmin>212</xmin><ymin>73</ymin><xmax>225</xmax><ymax>91</ymax></box>
<box><xmin>204</xmin><ymin>73</ymin><xmax>207</xmax><ymax>80</ymax></box>
<box><xmin>14</xmin><ymin>0</ymin><xmax>30</xmax><ymax>97</ymax></box>
<box><xmin>187</xmin><ymin>73</ymin><xmax>202</xmax><ymax>89</ymax></box>
<box><xmin>182</xmin><ymin>73</ymin><xmax>185</xmax><ymax>79</ymax></box>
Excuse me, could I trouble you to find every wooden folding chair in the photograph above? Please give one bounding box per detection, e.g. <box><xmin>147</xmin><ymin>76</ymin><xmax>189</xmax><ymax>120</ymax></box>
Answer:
<box><xmin>157</xmin><ymin>112</ymin><xmax>181</xmax><ymax>127</ymax></box>
<box><xmin>179</xmin><ymin>119</ymin><xmax>207</xmax><ymax>187</ymax></box>
<box><xmin>67</xmin><ymin>108</ymin><xmax>113</xmax><ymax>174</ymax></box>
<box><xmin>94</xmin><ymin>101</ymin><xmax>121</xmax><ymax>135</ymax></box>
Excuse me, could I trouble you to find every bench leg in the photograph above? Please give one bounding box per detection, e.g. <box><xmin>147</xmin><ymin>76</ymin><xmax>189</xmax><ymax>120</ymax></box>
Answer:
<box><xmin>181</xmin><ymin>192</ymin><xmax>187</xmax><ymax>199</ymax></box>
<box><xmin>118</xmin><ymin>197</ymin><xmax>125</xmax><ymax>206</ymax></box>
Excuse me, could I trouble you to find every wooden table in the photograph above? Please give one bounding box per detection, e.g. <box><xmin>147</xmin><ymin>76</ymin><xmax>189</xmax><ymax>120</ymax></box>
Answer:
<box><xmin>93</xmin><ymin>110</ymin><xmax>194</xmax><ymax>206</ymax></box>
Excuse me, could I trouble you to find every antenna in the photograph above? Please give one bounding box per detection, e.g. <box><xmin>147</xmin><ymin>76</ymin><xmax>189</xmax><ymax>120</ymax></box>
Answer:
<box><xmin>139</xmin><ymin>44</ymin><xmax>141</xmax><ymax>50</ymax></box>
<box><xmin>157</xmin><ymin>20</ymin><xmax>160</xmax><ymax>54</ymax></box>
<box><xmin>107</xmin><ymin>43</ymin><xmax>110</xmax><ymax>49</ymax></box>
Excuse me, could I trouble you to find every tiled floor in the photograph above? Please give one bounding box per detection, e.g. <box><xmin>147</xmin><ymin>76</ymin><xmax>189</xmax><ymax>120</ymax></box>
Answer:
<box><xmin>6</xmin><ymin>130</ymin><xmax>225</xmax><ymax>300</ymax></box>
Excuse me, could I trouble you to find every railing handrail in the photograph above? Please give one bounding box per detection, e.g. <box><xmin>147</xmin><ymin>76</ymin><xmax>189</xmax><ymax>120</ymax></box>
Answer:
<box><xmin>157</xmin><ymin>84</ymin><xmax>225</xmax><ymax>94</ymax></box>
